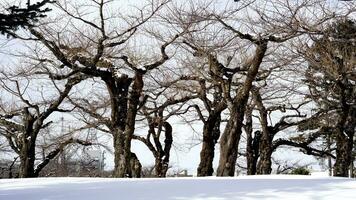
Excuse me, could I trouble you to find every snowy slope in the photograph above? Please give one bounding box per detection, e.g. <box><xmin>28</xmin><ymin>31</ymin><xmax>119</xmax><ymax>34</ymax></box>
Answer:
<box><xmin>0</xmin><ymin>175</ymin><xmax>355</xmax><ymax>200</ymax></box>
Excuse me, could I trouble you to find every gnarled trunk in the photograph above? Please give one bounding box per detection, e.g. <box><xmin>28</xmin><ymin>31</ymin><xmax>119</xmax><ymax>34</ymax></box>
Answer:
<box><xmin>105</xmin><ymin>75</ymin><xmax>130</xmax><ymax>177</ymax></box>
<box><xmin>113</xmin><ymin>134</ymin><xmax>142</xmax><ymax>178</ymax></box>
<box><xmin>253</xmin><ymin>88</ymin><xmax>273</xmax><ymax>174</ymax></box>
<box><xmin>216</xmin><ymin>42</ymin><xmax>268</xmax><ymax>176</ymax></box>
<box><xmin>245</xmin><ymin>107</ymin><xmax>260</xmax><ymax>175</ymax></box>
<box><xmin>113</xmin><ymin>130</ymin><xmax>131</xmax><ymax>177</ymax></box>
<box><xmin>246</xmin><ymin>130</ymin><xmax>261</xmax><ymax>175</ymax></box>
<box><xmin>334</xmin><ymin>126</ymin><xmax>354</xmax><ymax>177</ymax></box>
<box><xmin>256</xmin><ymin>142</ymin><xmax>273</xmax><ymax>174</ymax></box>
<box><xmin>333</xmin><ymin>79</ymin><xmax>355</xmax><ymax>177</ymax></box>
<box><xmin>197</xmin><ymin>114</ymin><xmax>221</xmax><ymax>176</ymax></box>
<box><xmin>107</xmin><ymin>73</ymin><xmax>143</xmax><ymax>178</ymax></box>
<box><xmin>255</xmin><ymin>125</ymin><xmax>273</xmax><ymax>175</ymax></box>
<box><xmin>19</xmin><ymin>108</ymin><xmax>39</xmax><ymax>178</ymax></box>
<box><xmin>216</xmin><ymin>106</ymin><xmax>245</xmax><ymax>176</ymax></box>
<box><xmin>154</xmin><ymin>157</ymin><xmax>170</xmax><ymax>178</ymax></box>
<box><xmin>129</xmin><ymin>152</ymin><xmax>142</xmax><ymax>178</ymax></box>
<box><xmin>154</xmin><ymin>121</ymin><xmax>173</xmax><ymax>177</ymax></box>
<box><xmin>19</xmin><ymin>140</ymin><xmax>36</xmax><ymax>178</ymax></box>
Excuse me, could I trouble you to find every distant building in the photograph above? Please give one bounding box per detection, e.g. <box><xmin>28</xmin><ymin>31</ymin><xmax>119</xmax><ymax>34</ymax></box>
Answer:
<box><xmin>174</xmin><ymin>170</ymin><xmax>193</xmax><ymax>177</ymax></box>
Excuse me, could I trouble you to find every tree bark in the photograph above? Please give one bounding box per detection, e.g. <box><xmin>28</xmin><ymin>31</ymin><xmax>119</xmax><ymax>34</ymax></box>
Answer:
<box><xmin>334</xmin><ymin>133</ymin><xmax>353</xmax><ymax>177</ymax></box>
<box><xmin>245</xmin><ymin>106</ymin><xmax>254</xmax><ymax>175</ymax></box>
<box><xmin>129</xmin><ymin>152</ymin><xmax>142</xmax><ymax>178</ymax></box>
<box><xmin>110</xmin><ymin>73</ymin><xmax>143</xmax><ymax>177</ymax></box>
<box><xmin>113</xmin><ymin>130</ymin><xmax>127</xmax><ymax>177</ymax></box>
<box><xmin>216</xmin><ymin>42</ymin><xmax>268</xmax><ymax>176</ymax></box>
<box><xmin>256</xmin><ymin>142</ymin><xmax>273</xmax><ymax>175</ymax></box>
<box><xmin>18</xmin><ymin>108</ymin><xmax>39</xmax><ymax>178</ymax></box>
<box><xmin>333</xmin><ymin>78</ymin><xmax>355</xmax><ymax>177</ymax></box>
<box><xmin>133</xmin><ymin>120</ymin><xmax>173</xmax><ymax>178</ymax></box>
<box><xmin>19</xmin><ymin>140</ymin><xmax>36</xmax><ymax>178</ymax></box>
<box><xmin>104</xmin><ymin>74</ymin><xmax>131</xmax><ymax>177</ymax></box>
<box><xmin>216</xmin><ymin>106</ymin><xmax>245</xmax><ymax>176</ymax></box>
<box><xmin>254</xmin><ymin>89</ymin><xmax>273</xmax><ymax>175</ymax></box>
<box><xmin>197</xmin><ymin>113</ymin><xmax>221</xmax><ymax>176</ymax></box>
<box><xmin>161</xmin><ymin>122</ymin><xmax>173</xmax><ymax>177</ymax></box>
<box><xmin>154</xmin><ymin>121</ymin><xmax>173</xmax><ymax>177</ymax></box>
<box><xmin>245</xmin><ymin>106</ymin><xmax>262</xmax><ymax>175</ymax></box>
<box><xmin>334</xmin><ymin>108</ymin><xmax>355</xmax><ymax>177</ymax></box>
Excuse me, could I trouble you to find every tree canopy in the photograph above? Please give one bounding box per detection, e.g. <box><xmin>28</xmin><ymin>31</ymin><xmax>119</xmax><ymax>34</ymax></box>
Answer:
<box><xmin>0</xmin><ymin>0</ymin><xmax>52</xmax><ymax>36</ymax></box>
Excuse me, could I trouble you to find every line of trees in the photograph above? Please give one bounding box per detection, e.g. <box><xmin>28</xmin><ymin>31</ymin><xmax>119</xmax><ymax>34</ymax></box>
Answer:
<box><xmin>0</xmin><ymin>0</ymin><xmax>355</xmax><ymax>178</ymax></box>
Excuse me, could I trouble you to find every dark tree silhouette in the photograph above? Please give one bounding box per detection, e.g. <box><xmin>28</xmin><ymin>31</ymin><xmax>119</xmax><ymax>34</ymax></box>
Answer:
<box><xmin>304</xmin><ymin>19</ymin><xmax>356</xmax><ymax>177</ymax></box>
<box><xmin>0</xmin><ymin>0</ymin><xmax>52</xmax><ymax>36</ymax></box>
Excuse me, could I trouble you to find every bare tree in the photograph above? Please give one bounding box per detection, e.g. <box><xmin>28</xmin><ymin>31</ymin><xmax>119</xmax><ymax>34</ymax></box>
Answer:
<box><xmin>25</xmin><ymin>0</ymin><xmax>189</xmax><ymax>177</ymax></box>
<box><xmin>134</xmin><ymin>116</ymin><xmax>173</xmax><ymax>177</ymax></box>
<box><xmin>109</xmin><ymin>58</ymin><xmax>198</xmax><ymax>177</ymax></box>
<box><xmin>0</xmin><ymin>65</ymin><xmax>92</xmax><ymax>177</ymax></box>
<box><xmin>163</xmin><ymin>0</ymin><xmax>303</xmax><ymax>176</ymax></box>
<box><xmin>1</xmin><ymin>0</ymin><xmax>354</xmax><ymax>179</ymax></box>
<box><xmin>251</xmin><ymin>87</ymin><xmax>308</xmax><ymax>174</ymax></box>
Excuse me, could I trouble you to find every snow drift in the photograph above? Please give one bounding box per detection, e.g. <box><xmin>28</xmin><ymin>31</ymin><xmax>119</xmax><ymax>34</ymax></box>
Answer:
<box><xmin>0</xmin><ymin>175</ymin><xmax>355</xmax><ymax>200</ymax></box>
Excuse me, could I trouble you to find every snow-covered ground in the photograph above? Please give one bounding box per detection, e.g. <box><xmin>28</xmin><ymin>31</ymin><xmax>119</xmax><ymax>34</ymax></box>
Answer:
<box><xmin>0</xmin><ymin>175</ymin><xmax>355</xmax><ymax>200</ymax></box>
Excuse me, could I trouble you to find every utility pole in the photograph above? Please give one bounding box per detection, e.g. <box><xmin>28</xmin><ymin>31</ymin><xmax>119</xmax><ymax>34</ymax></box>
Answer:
<box><xmin>60</xmin><ymin>117</ymin><xmax>68</xmax><ymax>176</ymax></box>
<box><xmin>99</xmin><ymin>150</ymin><xmax>106</xmax><ymax>176</ymax></box>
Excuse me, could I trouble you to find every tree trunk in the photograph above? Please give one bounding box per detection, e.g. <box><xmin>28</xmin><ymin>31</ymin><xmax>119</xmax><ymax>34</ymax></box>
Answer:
<box><xmin>216</xmin><ymin>106</ymin><xmax>245</xmax><ymax>176</ymax></box>
<box><xmin>253</xmin><ymin>88</ymin><xmax>273</xmax><ymax>175</ymax></box>
<box><xmin>154</xmin><ymin>158</ymin><xmax>170</xmax><ymax>177</ymax></box>
<box><xmin>326</xmin><ymin>133</ymin><xmax>333</xmax><ymax>176</ymax></box>
<box><xmin>104</xmin><ymin>73</ymin><xmax>144</xmax><ymax>178</ymax></box>
<box><xmin>256</xmin><ymin>125</ymin><xmax>273</xmax><ymax>175</ymax></box>
<box><xmin>19</xmin><ymin>139</ymin><xmax>36</xmax><ymax>178</ymax></box>
<box><xmin>246</xmin><ymin>130</ymin><xmax>254</xmax><ymax>175</ymax></box>
<box><xmin>333</xmin><ymin>122</ymin><xmax>354</xmax><ymax>178</ymax></box>
<box><xmin>161</xmin><ymin>122</ymin><xmax>172</xmax><ymax>177</ymax></box>
<box><xmin>350</xmin><ymin>157</ymin><xmax>354</xmax><ymax>178</ymax></box>
<box><xmin>256</xmin><ymin>143</ymin><xmax>273</xmax><ymax>174</ymax></box>
<box><xmin>154</xmin><ymin>158</ymin><xmax>164</xmax><ymax>177</ymax></box>
<box><xmin>245</xmin><ymin>107</ymin><xmax>259</xmax><ymax>175</ymax></box>
<box><xmin>129</xmin><ymin>152</ymin><xmax>142</xmax><ymax>178</ymax></box>
<box><xmin>333</xmin><ymin>79</ymin><xmax>355</xmax><ymax>177</ymax></box>
<box><xmin>113</xmin><ymin>131</ymin><xmax>129</xmax><ymax>177</ymax></box>
<box><xmin>216</xmin><ymin>42</ymin><xmax>268</xmax><ymax>176</ymax></box>
<box><xmin>334</xmin><ymin>134</ymin><xmax>353</xmax><ymax>177</ymax></box>
<box><xmin>19</xmin><ymin>109</ymin><xmax>38</xmax><ymax>178</ymax></box>
<box><xmin>246</xmin><ymin>131</ymin><xmax>261</xmax><ymax>175</ymax></box>
<box><xmin>197</xmin><ymin>114</ymin><xmax>221</xmax><ymax>176</ymax></box>
<box><xmin>154</xmin><ymin>121</ymin><xmax>173</xmax><ymax>177</ymax></box>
